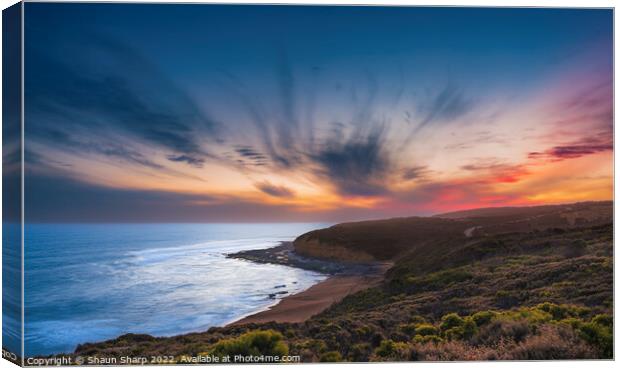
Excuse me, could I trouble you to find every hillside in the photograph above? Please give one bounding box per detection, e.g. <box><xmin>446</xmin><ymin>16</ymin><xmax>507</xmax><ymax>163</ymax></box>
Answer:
<box><xmin>293</xmin><ymin>201</ymin><xmax>612</xmax><ymax>263</ymax></box>
<box><xmin>62</xmin><ymin>201</ymin><xmax>612</xmax><ymax>362</ymax></box>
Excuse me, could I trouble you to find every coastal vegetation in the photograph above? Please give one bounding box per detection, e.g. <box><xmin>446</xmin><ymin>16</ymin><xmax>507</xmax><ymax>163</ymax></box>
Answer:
<box><xmin>69</xmin><ymin>202</ymin><xmax>612</xmax><ymax>361</ymax></box>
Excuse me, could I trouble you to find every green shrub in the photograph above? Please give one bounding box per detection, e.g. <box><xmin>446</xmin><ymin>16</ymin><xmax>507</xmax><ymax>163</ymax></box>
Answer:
<box><xmin>349</xmin><ymin>343</ymin><xmax>371</xmax><ymax>361</ymax></box>
<box><xmin>413</xmin><ymin>335</ymin><xmax>443</xmax><ymax>344</ymax></box>
<box><xmin>375</xmin><ymin>339</ymin><xmax>397</xmax><ymax>358</ymax></box>
<box><xmin>409</xmin><ymin>315</ymin><xmax>426</xmax><ymax>324</ymax></box>
<box><xmin>443</xmin><ymin>327</ymin><xmax>463</xmax><ymax>341</ymax></box>
<box><xmin>440</xmin><ymin>313</ymin><xmax>464</xmax><ymax>331</ymax></box>
<box><xmin>399</xmin><ymin>323</ymin><xmax>417</xmax><ymax>336</ymax></box>
<box><xmin>319</xmin><ymin>351</ymin><xmax>343</xmax><ymax>362</ymax></box>
<box><xmin>374</xmin><ymin>339</ymin><xmax>407</xmax><ymax>359</ymax></box>
<box><xmin>503</xmin><ymin>307</ymin><xmax>551</xmax><ymax>324</ymax></box>
<box><xmin>415</xmin><ymin>324</ymin><xmax>439</xmax><ymax>336</ymax></box>
<box><xmin>591</xmin><ymin>314</ymin><xmax>612</xmax><ymax>328</ymax></box>
<box><xmin>534</xmin><ymin>303</ymin><xmax>589</xmax><ymax>321</ymax></box>
<box><xmin>442</xmin><ymin>318</ymin><xmax>477</xmax><ymax>341</ymax></box>
<box><xmin>212</xmin><ymin>330</ymin><xmax>289</xmax><ymax>358</ymax></box>
<box><xmin>471</xmin><ymin>311</ymin><xmax>496</xmax><ymax>326</ymax></box>
<box><xmin>462</xmin><ymin>318</ymin><xmax>478</xmax><ymax>340</ymax></box>
<box><xmin>578</xmin><ymin>322</ymin><xmax>612</xmax><ymax>358</ymax></box>
<box><xmin>558</xmin><ymin>317</ymin><xmax>583</xmax><ymax>329</ymax></box>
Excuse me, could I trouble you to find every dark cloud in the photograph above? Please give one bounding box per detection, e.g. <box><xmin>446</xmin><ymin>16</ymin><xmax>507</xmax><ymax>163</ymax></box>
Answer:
<box><xmin>218</xmin><ymin>53</ymin><xmax>315</xmax><ymax>170</ymax></box>
<box><xmin>528</xmin><ymin>132</ymin><xmax>612</xmax><ymax>161</ymax></box>
<box><xmin>402</xmin><ymin>166</ymin><xmax>431</xmax><ymax>181</ymax></box>
<box><xmin>37</xmin><ymin>128</ymin><xmax>164</xmax><ymax>170</ymax></box>
<box><xmin>311</xmin><ymin>125</ymin><xmax>391</xmax><ymax>196</ymax></box>
<box><xmin>26</xmin><ymin>32</ymin><xmax>219</xmax><ymax>168</ymax></box>
<box><xmin>255</xmin><ymin>181</ymin><xmax>295</xmax><ymax>198</ymax></box>
<box><xmin>220</xmin><ymin>58</ymin><xmax>397</xmax><ymax>199</ymax></box>
<box><xmin>234</xmin><ymin>146</ymin><xmax>269</xmax><ymax>166</ymax></box>
<box><xmin>167</xmin><ymin>155</ymin><xmax>205</xmax><ymax>168</ymax></box>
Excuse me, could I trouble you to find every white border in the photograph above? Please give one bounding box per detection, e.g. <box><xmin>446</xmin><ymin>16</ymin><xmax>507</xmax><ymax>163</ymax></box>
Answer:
<box><xmin>0</xmin><ymin>1</ymin><xmax>616</xmax><ymax>368</ymax></box>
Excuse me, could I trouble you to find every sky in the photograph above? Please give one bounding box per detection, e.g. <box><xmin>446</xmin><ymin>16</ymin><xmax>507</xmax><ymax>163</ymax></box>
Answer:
<box><xmin>19</xmin><ymin>4</ymin><xmax>613</xmax><ymax>222</ymax></box>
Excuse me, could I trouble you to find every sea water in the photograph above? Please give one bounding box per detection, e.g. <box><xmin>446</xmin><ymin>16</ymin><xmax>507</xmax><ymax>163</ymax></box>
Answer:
<box><xmin>22</xmin><ymin>223</ymin><xmax>329</xmax><ymax>356</ymax></box>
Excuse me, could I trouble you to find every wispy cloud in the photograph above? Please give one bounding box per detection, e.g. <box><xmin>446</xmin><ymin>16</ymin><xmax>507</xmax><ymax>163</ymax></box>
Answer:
<box><xmin>255</xmin><ymin>181</ymin><xmax>295</xmax><ymax>198</ymax></box>
<box><xmin>310</xmin><ymin>125</ymin><xmax>392</xmax><ymax>196</ymax></box>
<box><xmin>414</xmin><ymin>83</ymin><xmax>473</xmax><ymax>132</ymax></box>
<box><xmin>26</xmin><ymin>32</ymin><xmax>219</xmax><ymax>169</ymax></box>
<box><xmin>402</xmin><ymin>166</ymin><xmax>431</xmax><ymax>181</ymax></box>
<box><xmin>528</xmin><ymin>132</ymin><xmax>612</xmax><ymax>161</ymax></box>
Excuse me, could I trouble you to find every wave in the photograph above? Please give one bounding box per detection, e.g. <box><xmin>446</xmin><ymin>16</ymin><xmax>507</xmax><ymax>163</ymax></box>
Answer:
<box><xmin>122</xmin><ymin>237</ymin><xmax>288</xmax><ymax>266</ymax></box>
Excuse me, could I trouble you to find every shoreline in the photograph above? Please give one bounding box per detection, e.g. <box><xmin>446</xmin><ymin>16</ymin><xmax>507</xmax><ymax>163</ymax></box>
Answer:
<box><xmin>227</xmin><ymin>241</ymin><xmax>382</xmax><ymax>275</ymax></box>
<box><xmin>227</xmin><ymin>243</ymin><xmax>392</xmax><ymax>325</ymax></box>
<box><xmin>228</xmin><ymin>271</ymin><xmax>387</xmax><ymax>325</ymax></box>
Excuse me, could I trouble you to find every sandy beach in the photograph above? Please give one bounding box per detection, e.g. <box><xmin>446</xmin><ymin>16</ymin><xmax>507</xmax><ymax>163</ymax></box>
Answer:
<box><xmin>230</xmin><ymin>263</ymin><xmax>391</xmax><ymax>325</ymax></box>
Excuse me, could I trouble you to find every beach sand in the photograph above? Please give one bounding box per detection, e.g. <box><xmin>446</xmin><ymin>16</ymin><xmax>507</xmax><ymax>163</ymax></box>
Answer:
<box><xmin>231</xmin><ymin>263</ymin><xmax>391</xmax><ymax>325</ymax></box>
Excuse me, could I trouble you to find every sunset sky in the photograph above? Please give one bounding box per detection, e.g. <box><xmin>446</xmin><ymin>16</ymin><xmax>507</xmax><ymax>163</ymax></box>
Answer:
<box><xmin>22</xmin><ymin>4</ymin><xmax>612</xmax><ymax>222</ymax></box>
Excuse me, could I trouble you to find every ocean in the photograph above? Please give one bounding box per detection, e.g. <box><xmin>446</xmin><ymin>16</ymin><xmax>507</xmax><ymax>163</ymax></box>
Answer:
<box><xmin>23</xmin><ymin>223</ymin><xmax>329</xmax><ymax>356</ymax></box>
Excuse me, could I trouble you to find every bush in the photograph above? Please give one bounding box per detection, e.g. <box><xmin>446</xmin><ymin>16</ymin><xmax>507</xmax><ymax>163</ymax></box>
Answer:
<box><xmin>348</xmin><ymin>343</ymin><xmax>371</xmax><ymax>361</ymax></box>
<box><xmin>399</xmin><ymin>323</ymin><xmax>417</xmax><ymax>336</ymax></box>
<box><xmin>375</xmin><ymin>339</ymin><xmax>396</xmax><ymax>357</ymax></box>
<box><xmin>440</xmin><ymin>313</ymin><xmax>464</xmax><ymax>331</ymax></box>
<box><xmin>409</xmin><ymin>315</ymin><xmax>427</xmax><ymax>324</ymax></box>
<box><xmin>461</xmin><ymin>318</ymin><xmax>478</xmax><ymax>339</ymax></box>
<box><xmin>578</xmin><ymin>321</ymin><xmax>612</xmax><ymax>358</ymax></box>
<box><xmin>413</xmin><ymin>335</ymin><xmax>443</xmax><ymax>344</ymax></box>
<box><xmin>212</xmin><ymin>330</ymin><xmax>289</xmax><ymax>358</ymax></box>
<box><xmin>558</xmin><ymin>317</ymin><xmax>583</xmax><ymax>329</ymax></box>
<box><xmin>415</xmin><ymin>324</ymin><xmax>439</xmax><ymax>337</ymax></box>
<box><xmin>471</xmin><ymin>311</ymin><xmax>496</xmax><ymax>326</ymax></box>
<box><xmin>534</xmin><ymin>302</ymin><xmax>590</xmax><ymax>321</ymax></box>
<box><xmin>442</xmin><ymin>318</ymin><xmax>477</xmax><ymax>341</ymax></box>
<box><xmin>591</xmin><ymin>314</ymin><xmax>612</xmax><ymax>328</ymax></box>
<box><xmin>374</xmin><ymin>339</ymin><xmax>408</xmax><ymax>360</ymax></box>
<box><xmin>319</xmin><ymin>351</ymin><xmax>343</xmax><ymax>362</ymax></box>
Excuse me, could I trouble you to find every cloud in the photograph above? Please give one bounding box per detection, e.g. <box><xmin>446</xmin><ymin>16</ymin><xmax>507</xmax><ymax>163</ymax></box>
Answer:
<box><xmin>23</xmin><ymin>173</ymin><xmax>384</xmax><ymax>222</ymax></box>
<box><xmin>414</xmin><ymin>83</ymin><xmax>473</xmax><ymax>133</ymax></box>
<box><xmin>402</xmin><ymin>166</ymin><xmax>431</xmax><ymax>181</ymax></box>
<box><xmin>167</xmin><ymin>155</ymin><xmax>205</xmax><ymax>168</ymax></box>
<box><xmin>557</xmin><ymin>79</ymin><xmax>612</xmax><ymax>130</ymax></box>
<box><xmin>234</xmin><ymin>146</ymin><xmax>269</xmax><ymax>167</ymax></box>
<box><xmin>444</xmin><ymin>131</ymin><xmax>508</xmax><ymax>150</ymax></box>
<box><xmin>528</xmin><ymin>132</ymin><xmax>612</xmax><ymax>161</ymax></box>
<box><xmin>461</xmin><ymin>159</ymin><xmax>529</xmax><ymax>184</ymax></box>
<box><xmin>255</xmin><ymin>181</ymin><xmax>295</xmax><ymax>198</ymax></box>
<box><xmin>37</xmin><ymin>128</ymin><xmax>165</xmax><ymax>170</ymax></box>
<box><xmin>311</xmin><ymin>125</ymin><xmax>391</xmax><ymax>196</ymax></box>
<box><xmin>26</xmin><ymin>32</ymin><xmax>219</xmax><ymax>168</ymax></box>
<box><xmin>218</xmin><ymin>60</ymin><xmax>306</xmax><ymax>170</ymax></box>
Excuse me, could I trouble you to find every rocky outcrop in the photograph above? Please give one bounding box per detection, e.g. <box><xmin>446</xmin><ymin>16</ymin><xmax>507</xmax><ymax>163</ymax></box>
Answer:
<box><xmin>293</xmin><ymin>236</ymin><xmax>375</xmax><ymax>263</ymax></box>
